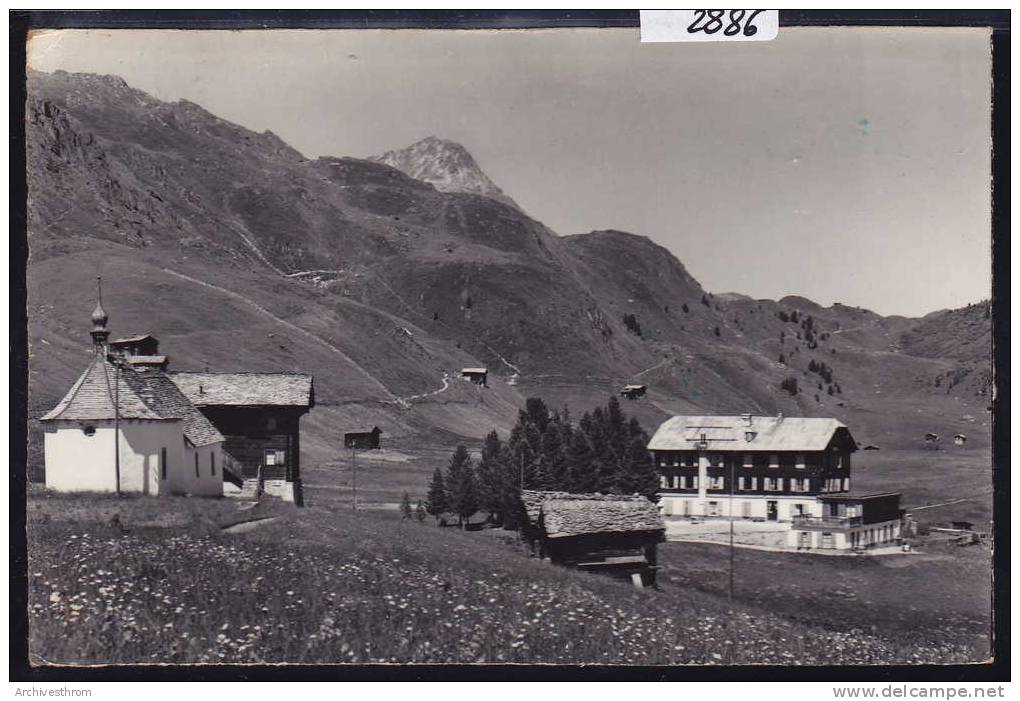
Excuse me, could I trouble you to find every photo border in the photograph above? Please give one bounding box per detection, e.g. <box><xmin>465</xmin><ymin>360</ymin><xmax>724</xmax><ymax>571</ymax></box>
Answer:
<box><xmin>8</xmin><ymin>8</ymin><xmax>1010</xmax><ymax>683</ymax></box>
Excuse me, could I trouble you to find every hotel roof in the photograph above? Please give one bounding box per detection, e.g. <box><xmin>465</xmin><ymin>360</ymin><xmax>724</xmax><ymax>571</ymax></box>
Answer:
<box><xmin>647</xmin><ymin>415</ymin><xmax>853</xmax><ymax>453</ymax></box>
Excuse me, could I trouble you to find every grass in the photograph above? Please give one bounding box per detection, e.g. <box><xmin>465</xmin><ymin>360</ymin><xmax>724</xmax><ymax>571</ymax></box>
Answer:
<box><xmin>27</xmin><ymin>492</ymin><xmax>989</xmax><ymax>666</ymax></box>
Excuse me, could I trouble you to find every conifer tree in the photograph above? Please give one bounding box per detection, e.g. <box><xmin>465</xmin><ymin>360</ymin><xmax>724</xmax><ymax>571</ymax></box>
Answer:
<box><xmin>425</xmin><ymin>467</ymin><xmax>449</xmax><ymax>520</ymax></box>
<box><xmin>414</xmin><ymin>500</ymin><xmax>427</xmax><ymax>522</ymax></box>
<box><xmin>446</xmin><ymin>445</ymin><xmax>478</xmax><ymax>527</ymax></box>
<box><xmin>400</xmin><ymin>492</ymin><xmax>413</xmax><ymax>519</ymax></box>
<box><xmin>476</xmin><ymin>430</ymin><xmax>509</xmax><ymax>523</ymax></box>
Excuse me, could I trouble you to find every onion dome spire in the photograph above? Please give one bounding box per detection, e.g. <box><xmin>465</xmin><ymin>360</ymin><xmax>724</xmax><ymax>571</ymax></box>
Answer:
<box><xmin>90</xmin><ymin>276</ymin><xmax>110</xmax><ymax>352</ymax></box>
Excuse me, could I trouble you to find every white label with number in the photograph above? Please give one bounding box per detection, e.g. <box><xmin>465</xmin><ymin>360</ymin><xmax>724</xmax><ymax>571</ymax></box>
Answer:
<box><xmin>640</xmin><ymin>10</ymin><xmax>779</xmax><ymax>42</ymax></box>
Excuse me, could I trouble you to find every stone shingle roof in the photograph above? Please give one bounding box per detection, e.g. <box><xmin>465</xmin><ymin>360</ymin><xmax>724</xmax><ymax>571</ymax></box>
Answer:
<box><xmin>521</xmin><ymin>490</ymin><xmax>664</xmax><ymax>539</ymax></box>
<box><xmin>40</xmin><ymin>355</ymin><xmax>223</xmax><ymax>447</ymax></box>
<box><xmin>647</xmin><ymin>415</ymin><xmax>852</xmax><ymax>452</ymax></box>
<box><xmin>121</xmin><ymin>369</ymin><xmax>223</xmax><ymax>446</ymax></box>
<box><xmin>40</xmin><ymin>355</ymin><xmax>164</xmax><ymax>422</ymax></box>
<box><xmin>169</xmin><ymin>372</ymin><xmax>314</xmax><ymax>407</ymax></box>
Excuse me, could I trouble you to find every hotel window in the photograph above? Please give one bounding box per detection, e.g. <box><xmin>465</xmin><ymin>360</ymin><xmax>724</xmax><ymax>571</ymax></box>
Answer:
<box><xmin>660</xmin><ymin>475</ymin><xmax>669</xmax><ymax>489</ymax></box>
<box><xmin>265</xmin><ymin>449</ymin><xmax>286</xmax><ymax>466</ymax></box>
<box><xmin>710</xmin><ymin>476</ymin><xmax>724</xmax><ymax>490</ymax></box>
<box><xmin>742</xmin><ymin>453</ymin><xmax>753</xmax><ymax>468</ymax></box>
<box><xmin>750</xmin><ymin>476</ymin><xmax>758</xmax><ymax>490</ymax></box>
<box><xmin>795</xmin><ymin>454</ymin><xmax>806</xmax><ymax>469</ymax></box>
<box><xmin>766</xmin><ymin>477</ymin><xmax>781</xmax><ymax>491</ymax></box>
<box><xmin>709</xmin><ymin>454</ymin><xmax>724</xmax><ymax>468</ymax></box>
<box><xmin>160</xmin><ymin>447</ymin><xmax>167</xmax><ymax>480</ymax></box>
<box><xmin>691</xmin><ymin>476</ymin><xmax>699</xmax><ymax>489</ymax></box>
<box><xmin>672</xmin><ymin>475</ymin><xmax>680</xmax><ymax>489</ymax></box>
<box><xmin>769</xmin><ymin>454</ymin><xmax>779</xmax><ymax>469</ymax></box>
<box><xmin>842</xmin><ymin>478</ymin><xmax>850</xmax><ymax>492</ymax></box>
<box><xmin>672</xmin><ymin>454</ymin><xmax>680</xmax><ymax>467</ymax></box>
<box><xmin>779</xmin><ymin>454</ymin><xmax>796</xmax><ymax>470</ymax></box>
<box><xmin>210</xmin><ymin>453</ymin><xmax>216</xmax><ymax>477</ymax></box>
<box><xmin>659</xmin><ymin>456</ymin><xmax>667</xmax><ymax>467</ymax></box>
<box><xmin>753</xmin><ymin>454</ymin><xmax>769</xmax><ymax>469</ymax></box>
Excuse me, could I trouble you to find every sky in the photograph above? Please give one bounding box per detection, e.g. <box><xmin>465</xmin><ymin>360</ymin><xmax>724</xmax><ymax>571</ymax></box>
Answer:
<box><xmin>27</xmin><ymin>27</ymin><xmax>992</xmax><ymax>317</ymax></box>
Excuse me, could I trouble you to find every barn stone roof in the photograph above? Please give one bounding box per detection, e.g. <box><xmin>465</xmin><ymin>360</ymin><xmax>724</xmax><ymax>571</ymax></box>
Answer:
<box><xmin>169</xmin><ymin>372</ymin><xmax>314</xmax><ymax>407</ymax></box>
<box><xmin>122</xmin><ymin>369</ymin><xmax>223</xmax><ymax>446</ymax></box>
<box><xmin>521</xmin><ymin>491</ymin><xmax>664</xmax><ymax>539</ymax></box>
<box><xmin>647</xmin><ymin>415</ymin><xmax>853</xmax><ymax>453</ymax></box>
<box><xmin>40</xmin><ymin>357</ymin><xmax>223</xmax><ymax>447</ymax></box>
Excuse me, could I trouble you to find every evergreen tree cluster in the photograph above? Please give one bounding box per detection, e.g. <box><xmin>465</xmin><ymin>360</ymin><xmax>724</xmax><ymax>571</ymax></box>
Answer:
<box><xmin>622</xmin><ymin>313</ymin><xmax>643</xmax><ymax>337</ymax></box>
<box><xmin>424</xmin><ymin>396</ymin><xmax>659</xmax><ymax>531</ymax></box>
<box><xmin>807</xmin><ymin>359</ymin><xmax>834</xmax><ymax>384</ymax></box>
<box><xmin>780</xmin><ymin>376</ymin><xmax>799</xmax><ymax>395</ymax></box>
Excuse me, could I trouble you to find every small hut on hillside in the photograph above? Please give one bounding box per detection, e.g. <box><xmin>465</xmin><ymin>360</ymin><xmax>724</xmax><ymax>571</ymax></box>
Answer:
<box><xmin>521</xmin><ymin>490</ymin><xmax>665</xmax><ymax>588</ymax></box>
<box><xmin>620</xmin><ymin>384</ymin><xmax>647</xmax><ymax>400</ymax></box>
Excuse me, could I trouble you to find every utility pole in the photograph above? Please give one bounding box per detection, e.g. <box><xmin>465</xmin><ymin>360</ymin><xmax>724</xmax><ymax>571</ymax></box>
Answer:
<box><xmin>351</xmin><ymin>446</ymin><xmax>358</xmax><ymax>511</ymax></box>
<box><xmin>728</xmin><ymin>455</ymin><xmax>735</xmax><ymax>601</ymax></box>
<box><xmin>114</xmin><ymin>359</ymin><xmax>122</xmax><ymax>497</ymax></box>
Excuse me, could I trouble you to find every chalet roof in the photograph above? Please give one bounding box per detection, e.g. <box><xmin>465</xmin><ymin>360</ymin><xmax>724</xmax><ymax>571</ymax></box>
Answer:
<box><xmin>170</xmin><ymin>372</ymin><xmax>314</xmax><ymax>407</ymax></box>
<box><xmin>40</xmin><ymin>357</ymin><xmax>223</xmax><ymax>447</ymax></box>
<box><xmin>622</xmin><ymin>384</ymin><xmax>646</xmax><ymax>390</ymax></box>
<box><xmin>461</xmin><ymin>367</ymin><xmax>488</xmax><ymax>374</ymax></box>
<box><xmin>125</xmin><ymin>355</ymin><xmax>167</xmax><ymax>365</ymax></box>
<box><xmin>345</xmin><ymin>426</ymin><xmax>382</xmax><ymax>436</ymax></box>
<box><xmin>647</xmin><ymin>415</ymin><xmax>852</xmax><ymax>453</ymax></box>
<box><xmin>122</xmin><ymin>369</ymin><xmax>223</xmax><ymax>446</ymax></box>
<box><xmin>521</xmin><ymin>490</ymin><xmax>664</xmax><ymax>538</ymax></box>
<box><xmin>110</xmin><ymin>334</ymin><xmax>156</xmax><ymax>345</ymax></box>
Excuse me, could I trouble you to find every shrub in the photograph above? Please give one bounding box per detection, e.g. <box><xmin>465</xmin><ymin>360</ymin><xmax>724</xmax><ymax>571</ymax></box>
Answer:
<box><xmin>622</xmin><ymin>313</ymin><xmax>642</xmax><ymax>337</ymax></box>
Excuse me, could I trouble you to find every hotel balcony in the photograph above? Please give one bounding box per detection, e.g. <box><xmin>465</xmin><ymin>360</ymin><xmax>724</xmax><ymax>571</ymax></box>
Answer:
<box><xmin>791</xmin><ymin>514</ymin><xmax>863</xmax><ymax>530</ymax></box>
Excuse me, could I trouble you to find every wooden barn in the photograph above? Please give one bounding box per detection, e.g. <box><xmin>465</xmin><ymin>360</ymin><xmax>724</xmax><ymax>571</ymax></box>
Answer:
<box><xmin>344</xmin><ymin>426</ymin><xmax>382</xmax><ymax>450</ymax></box>
<box><xmin>620</xmin><ymin>384</ymin><xmax>647</xmax><ymax>400</ymax></box>
<box><xmin>521</xmin><ymin>490</ymin><xmax>665</xmax><ymax>588</ymax></box>
<box><xmin>170</xmin><ymin>372</ymin><xmax>314</xmax><ymax>505</ymax></box>
<box><xmin>460</xmin><ymin>367</ymin><xmax>488</xmax><ymax>386</ymax></box>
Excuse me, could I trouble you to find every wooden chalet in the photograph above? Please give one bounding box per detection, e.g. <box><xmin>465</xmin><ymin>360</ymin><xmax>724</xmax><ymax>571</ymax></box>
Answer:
<box><xmin>344</xmin><ymin>426</ymin><xmax>382</xmax><ymax>450</ymax></box>
<box><xmin>460</xmin><ymin>367</ymin><xmax>488</xmax><ymax>387</ymax></box>
<box><xmin>170</xmin><ymin>372</ymin><xmax>314</xmax><ymax>505</ymax></box>
<box><xmin>521</xmin><ymin>490</ymin><xmax>665</xmax><ymax>588</ymax></box>
<box><xmin>620</xmin><ymin>384</ymin><xmax>647</xmax><ymax>399</ymax></box>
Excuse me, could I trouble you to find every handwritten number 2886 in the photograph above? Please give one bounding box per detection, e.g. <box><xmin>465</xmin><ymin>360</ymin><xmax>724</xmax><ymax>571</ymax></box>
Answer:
<box><xmin>687</xmin><ymin>10</ymin><xmax>765</xmax><ymax>37</ymax></box>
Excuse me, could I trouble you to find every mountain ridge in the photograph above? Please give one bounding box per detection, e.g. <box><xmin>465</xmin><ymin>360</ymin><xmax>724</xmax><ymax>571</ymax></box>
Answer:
<box><xmin>370</xmin><ymin>135</ymin><xmax>520</xmax><ymax>210</ymax></box>
<box><xmin>25</xmin><ymin>69</ymin><xmax>992</xmax><ymax>481</ymax></box>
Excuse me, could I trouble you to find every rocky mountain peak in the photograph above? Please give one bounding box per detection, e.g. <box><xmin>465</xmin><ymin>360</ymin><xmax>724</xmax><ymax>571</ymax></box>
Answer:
<box><xmin>371</xmin><ymin>136</ymin><xmax>519</xmax><ymax>209</ymax></box>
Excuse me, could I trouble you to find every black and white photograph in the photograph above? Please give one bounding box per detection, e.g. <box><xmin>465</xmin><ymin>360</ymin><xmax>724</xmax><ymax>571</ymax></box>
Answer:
<box><xmin>13</xmin><ymin>12</ymin><xmax>1005</xmax><ymax>680</ymax></box>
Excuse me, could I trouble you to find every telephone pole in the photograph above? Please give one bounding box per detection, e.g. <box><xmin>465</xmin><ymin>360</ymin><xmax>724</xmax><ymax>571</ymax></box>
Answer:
<box><xmin>728</xmin><ymin>455</ymin><xmax>735</xmax><ymax>601</ymax></box>
<box><xmin>351</xmin><ymin>446</ymin><xmax>358</xmax><ymax>511</ymax></box>
<box><xmin>114</xmin><ymin>359</ymin><xmax>122</xmax><ymax>497</ymax></box>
